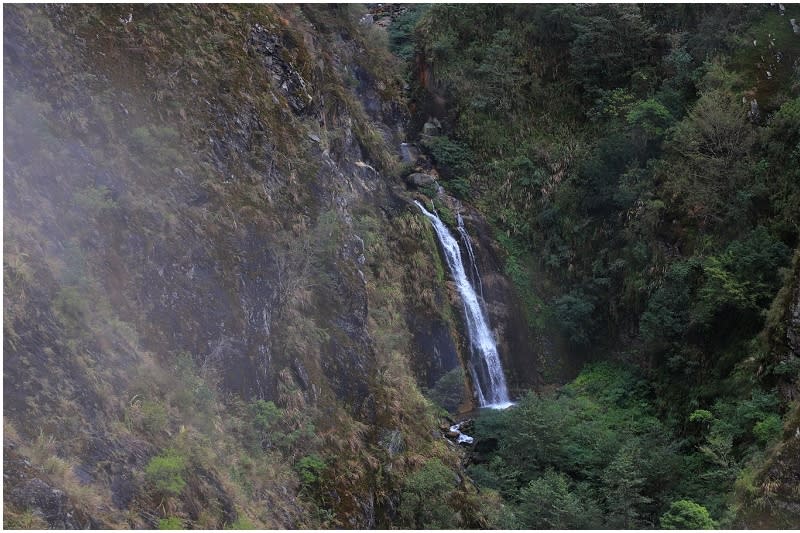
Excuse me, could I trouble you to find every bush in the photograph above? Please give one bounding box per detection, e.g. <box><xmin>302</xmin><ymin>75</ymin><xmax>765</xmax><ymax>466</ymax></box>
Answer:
<box><xmin>158</xmin><ymin>516</ymin><xmax>183</xmax><ymax>530</ymax></box>
<box><xmin>399</xmin><ymin>459</ymin><xmax>458</xmax><ymax>529</ymax></box>
<box><xmin>516</xmin><ymin>470</ymin><xmax>597</xmax><ymax>529</ymax></box>
<box><xmin>388</xmin><ymin>6</ymin><xmax>427</xmax><ymax>61</ymax></box>
<box><xmin>251</xmin><ymin>400</ymin><xmax>281</xmax><ymax>433</ymax></box>
<box><xmin>659</xmin><ymin>499</ymin><xmax>716</xmax><ymax>529</ymax></box>
<box><xmin>53</xmin><ymin>286</ymin><xmax>88</xmax><ymax>330</ymax></box>
<box><xmin>753</xmin><ymin>414</ymin><xmax>782</xmax><ymax>445</ymax></box>
<box><xmin>73</xmin><ymin>185</ymin><xmax>117</xmax><ymax>217</ymax></box>
<box><xmin>420</xmin><ymin>135</ymin><xmax>472</xmax><ymax>179</ymax></box>
<box><xmin>295</xmin><ymin>454</ymin><xmax>326</xmax><ymax>491</ymax></box>
<box><xmin>140</xmin><ymin>400</ymin><xmax>168</xmax><ymax>435</ymax></box>
<box><xmin>426</xmin><ymin>367</ymin><xmax>465</xmax><ymax>412</ymax></box>
<box><xmin>145</xmin><ymin>451</ymin><xmax>187</xmax><ymax>496</ymax></box>
<box><xmin>552</xmin><ymin>290</ymin><xmax>596</xmax><ymax>346</ymax></box>
<box><xmin>129</xmin><ymin>125</ymin><xmax>183</xmax><ymax>165</ymax></box>
<box><xmin>626</xmin><ymin>98</ymin><xmax>674</xmax><ymax>138</ymax></box>
<box><xmin>224</xmin><ymin>516</ymin><xmax>256</xmax><ymax>529</ymax></box>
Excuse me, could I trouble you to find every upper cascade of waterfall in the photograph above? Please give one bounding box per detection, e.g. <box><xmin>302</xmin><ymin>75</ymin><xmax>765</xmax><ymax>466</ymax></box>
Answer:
<box><xmin>414</xmin><ymin>200</ymin><xmax>511</xmax><ymax>408</ymax></box>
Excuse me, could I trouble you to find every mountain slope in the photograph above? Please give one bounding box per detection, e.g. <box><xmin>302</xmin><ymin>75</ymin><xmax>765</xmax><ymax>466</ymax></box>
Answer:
<box><xmin>3</xmin><ymin>5</ymin><xmax>516</xmax><ymax>528</ymax></box>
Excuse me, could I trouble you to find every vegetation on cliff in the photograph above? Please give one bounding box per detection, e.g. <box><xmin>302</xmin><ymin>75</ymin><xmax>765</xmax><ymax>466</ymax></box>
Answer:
<box><xmin>3</xmin><ymin>4</ymin><xmax>481</xmax><ymax>528</ymax></box>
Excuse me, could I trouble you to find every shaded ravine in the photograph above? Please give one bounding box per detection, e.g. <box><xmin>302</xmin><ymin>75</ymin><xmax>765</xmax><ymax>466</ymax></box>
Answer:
<box><xmin>414</xmin><ymin>200</ymin><xmax>512</xmax><ymax>408</ymax></box>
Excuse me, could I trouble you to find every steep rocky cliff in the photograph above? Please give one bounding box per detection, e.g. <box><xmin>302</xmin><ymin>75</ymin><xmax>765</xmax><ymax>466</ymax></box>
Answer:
<box><xmin>4</xmin><ymin>4</ymin><xmax>530</xmax><ymax>528</ymax></box>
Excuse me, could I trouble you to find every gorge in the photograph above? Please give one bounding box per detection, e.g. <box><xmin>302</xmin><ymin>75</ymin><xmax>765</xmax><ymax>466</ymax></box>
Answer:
<box><xmin>4</xmin><ymin>3</ymin><xmax>800</xmax><ymax>530</ymax></box>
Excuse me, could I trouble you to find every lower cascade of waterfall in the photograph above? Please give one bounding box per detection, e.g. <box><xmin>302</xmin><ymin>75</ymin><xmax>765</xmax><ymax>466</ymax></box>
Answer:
<box><xmin>414</xmin><ymin>201</ymin><xmax>512</xmax><ymax>409</ymax></box>
<box><xmin>448</xmin><ymin>422</ymin><xmax>474</xmax><ymax>445</ymax></box>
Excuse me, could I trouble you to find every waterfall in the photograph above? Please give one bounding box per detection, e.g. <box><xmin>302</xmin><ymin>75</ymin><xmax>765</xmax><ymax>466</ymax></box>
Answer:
<box><xmin>456</xmin><ymin>213</ymin><xmax>484</xmax><ymax>305</ymax></box>
<box><xmin>414</xmin><ymin>201</ymin><xmax>512</xmax><ymax>408</ymax></box>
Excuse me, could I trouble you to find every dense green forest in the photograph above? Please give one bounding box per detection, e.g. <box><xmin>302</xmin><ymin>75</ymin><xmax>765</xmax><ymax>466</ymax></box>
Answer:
<box><xmin>391</xmin><ymin>3</ymin><xmax>800</xmax><ymax>529</ymax></box>
<box><xmin>3</xmin><ymin>3</ymin><xmax>799</xmax><ymax>530</ymax></box>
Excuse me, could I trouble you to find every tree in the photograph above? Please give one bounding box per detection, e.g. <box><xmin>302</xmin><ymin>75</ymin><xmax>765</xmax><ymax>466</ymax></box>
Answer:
<box><xmin>661</xmin><ymin>85</ymin><xmax>755</xmax><ymax>231</ymax></box>
<box><xmin>552</xmin><ymin>290</ymin><xmax>596</xmax><ymax>346</ymax></box>
<box><xmin>516</xmin><ymin>470</ymin><xmax>597</xmax><ymax>529</ymax></box>
<box><xmin>660</xmin><ymin>499</ymin><xmax>716</xmax><ymax>529</ymax></box>
<box><xmin>399</xmin><ymin>459</ymin><xmax>458</xmax><ymax>528</ymax></box>
<box><xmin>602</xmin><ymin>447</ymin><xmax>652</xmax><ymax>528</ymax></box>
<box><xmin>570</xmin><ymin>5</ymin><xmax>658</xmax><ymax>95</ymax></box>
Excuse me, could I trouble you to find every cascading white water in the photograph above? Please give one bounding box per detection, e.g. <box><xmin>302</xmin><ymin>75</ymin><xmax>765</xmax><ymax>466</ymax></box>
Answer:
<box><xmin>456</xmin><ymin>213</ymin><xmax>484</xmax><ymax>305</ymax></box>
<box><xmin>414</xmin><ymin>201</ymin><xmax>512</xmax><ymax>409</ymax></box>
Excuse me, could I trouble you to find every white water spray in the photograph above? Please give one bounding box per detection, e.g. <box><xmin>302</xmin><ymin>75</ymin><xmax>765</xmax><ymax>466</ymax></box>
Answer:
<box><xmin>415</xmin><ymin>201</ymin><xmax>511</xmax><ymax>408</ymax></box>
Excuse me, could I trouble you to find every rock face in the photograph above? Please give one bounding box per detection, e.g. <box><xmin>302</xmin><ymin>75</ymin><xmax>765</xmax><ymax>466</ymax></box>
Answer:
<box><xmin>448</xmin><ymin>202</ymin><xmax>543</xmax><ymax>394</ymax></box>
<box><xmin>8</xmin><ymin>480</ymin><xmax>87</xmax><ymax>529</ymax></box>
<box><xmin>405</xmin><ymin>172</ymin><xmax>437</xmax><ymax>187</ymax></box>
<box><xmin>3</xmin><ymin>4</ymin><xmax>539</xmax><ymax>529</ymax></box>
<box><xmin>4</xmin><ymin>447</ymin><xmax>98</xmax><ymax>529</ymax></box>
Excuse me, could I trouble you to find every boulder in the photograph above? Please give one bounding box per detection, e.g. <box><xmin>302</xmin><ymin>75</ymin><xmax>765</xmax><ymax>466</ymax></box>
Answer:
<box><xmin>422</xmin><ymin>121</ymin><xmax>440</xmax><ymax>136</ymax></box>
<box><xmin>405</xmin><ymin>172</ymin><xmax>437</xmax><ymax>188</ymax></box>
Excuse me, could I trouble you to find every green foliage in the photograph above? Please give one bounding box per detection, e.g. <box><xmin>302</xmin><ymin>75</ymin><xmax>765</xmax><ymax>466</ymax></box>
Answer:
<box><xmin>552</xmin><ymin>290</ymin><xmax>596</xmax><ymax>346</ymax></box>
<box><xmin>53</xmin><ymin>286</ymin><xmax>88</xmax><ymax>332</ymax></box>
<box><xmin>295</xmin><ymin>454</ymin><xmax>326</xmax><ymax>491</ymax></box>
<box><xmin>73</xmin><ymin>185</ymin><xmax>117</xmax><ymax>217</ymax></box>
<box><xmin>689</xmin><ymin>409</ymin><xmax>713</xmax><ymax>424</ymax></box>
<box><xmin>4</xmin><ymin>508</ymin><xmax>49</xmax><ymax>529</ymax></box>
<box><xmin>601</xmin><ymin>446</ymin><xmax>652</xmax><ymax>528</ymax></box>
<box><xmin>569</xmin><ymin>5</ymin><xmax>657</xmax><ymax>95</ymax></box>
<box><xmin>157</xmin><ymin>516</ymin><xmax>183</xmax><ymax>530</ymax></box>
<box><xmin>169</xmin><ymin>353</ymin><xmax>217</xmax><ymax>431</ymax></box>
<box><xmin>470</xmin><ymin>364</ymin><xmax>683</xmax><ymax>528</ymax></box>
<box><xmin>516</xmin><ymin>470</ymin><xmax>600</xmax><ymax>529</ymax></box>
<box><xmin>145</xmin><ymin>450</ymin><xmax>187</xmax><ymax>497</ymax></box>
<box><xmin>388</xmin><ymin>6</ymin><xmax>427</xmax><ymax>61</ymax></box>
<box><xmin>660</xmin><ymin>499</ymin><xmax>716</xmax><ymax>529</ymax></box>
<box><xmin>140</xmin><ymin>399</ymin><xmax>168</xmax><ymax>435</ymax></box>
<box><xmin>420</xmin><ymin>135</ymin><xmax>472</xmax><ymax>179</ymax></box>
<box><xmin>626</xmin><ymin>98</ymin><xmax>674</xmax><ymax>138</ymax></box>
<box><xmin>130</xmin><ymin>125</ymin><xmax>183</xmax><ymax>164</ymax></box>
<box><xmin>752</xmin><ymin>414</ymin><xmax>782</xmax><ymax>445</ymax></box>
<box><xmin>426</xmin><ymin>367</ymin><xmax>465</xmax><ymax>412</ymax></box>
<box><xmin>251</xmin><ymin>400</ymin><xmax>280</xmax><ymax>433</ymax></box>
<box><xmin>224</xmin><ymin>516</ymin><xmax>256</xmax><ymax>530</ymax></box>
<box><xmin>399</xmin><ymin>459</ymin><xmax>457</xmax><ymax>529</ymax></box>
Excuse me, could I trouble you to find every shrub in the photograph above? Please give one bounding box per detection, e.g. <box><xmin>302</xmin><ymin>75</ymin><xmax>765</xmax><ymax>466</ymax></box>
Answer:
<box><xmin>224</xmin><ymin>516</ymin><xmax>256</xmax><ymax>529</ymax></box>
<box><xmin>516</xmin><ymin>470</ymin><xmax>597</xmax><ymax>529</ymax></box>
<box><xmin>626</xmin><ymin>98</ymin><xmax>674</xmax><ymax>138</ymax></box>
<box><xmin>552</xmin><ymin>289</ymin><xmax>596</xmax><ymax>346</ymax></box>
<box><xmin>753</xmin><ymin>414</ymin><xmax>782</xmax><ymax>445</ymax></box>
<box><xmin>157</xmin><ymin>516</ymin><xmax>183</xmax><ymax>530</ymax></box>
<box><xmin>421</xmin><ymin>135</ymin><xmax>472</xmax><ymax>179</ymax></box>
<box><xmin>659</xmin><ymin>499</ymin><xmax>716</xmax><ymax>529</ymax></box>
<box><xmin>145</xmin><ymin>451</ymin><xmax>187</xmax><ymax>496</ymax></box>
<box><xmin>399</xmin><ymin>459</ymin><xmax>458</xmax><ymax>528</ymax></box>
<box><xmin>73</xmin><ymin>185</ymin><xmax>117</xmax><ymax>217</ymax></box>
<box><xmin>140</xmin><ymin>400</ymin><xmax>168</xmax><ymax>435</ymax></box>
<box><xmin>295</xmin><ymin>454</ymin><xmax>326</xmax><ymax>491</ymax></box>
<box><xmin>251</xmin><ymin>400</ymin><xmax>281</xmax><ymax>433</ymax></box>
<box><xmin>426</xmin><ymin>367</ymin><xmax>465</xmax><ymax>412</ymax></box>
<box><xmin>689</xmin><ymin>409</ymin><xmax>713</xmax><ymax>424</ymax></box>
